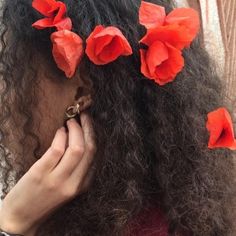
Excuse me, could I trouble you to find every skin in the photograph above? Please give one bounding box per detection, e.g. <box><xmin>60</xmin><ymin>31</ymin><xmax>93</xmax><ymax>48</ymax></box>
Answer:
<box><xmin>0</xmin><ymin>68</ymin><xmax>96</xmax><ymax>235</ymax></box>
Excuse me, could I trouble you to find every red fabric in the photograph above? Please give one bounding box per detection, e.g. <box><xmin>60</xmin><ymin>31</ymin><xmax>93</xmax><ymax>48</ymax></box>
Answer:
<box><xmin>126</xmin><ymin>206</ymin><xmax>168</xmax><ymax>236</ymax></box>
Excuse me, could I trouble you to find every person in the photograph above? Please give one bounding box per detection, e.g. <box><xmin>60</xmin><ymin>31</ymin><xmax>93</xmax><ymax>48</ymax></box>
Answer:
<box><xmin>0</xmin><ymin>0</ymin><xmax>235</xmax><ymax>235</ymax></box>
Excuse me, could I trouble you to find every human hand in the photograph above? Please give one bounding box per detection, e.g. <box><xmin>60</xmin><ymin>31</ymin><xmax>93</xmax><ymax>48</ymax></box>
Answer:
<box><xmin>0</xmin><ymin>112</ymin><xmax>97</xmax><ymax>236</ymax></box>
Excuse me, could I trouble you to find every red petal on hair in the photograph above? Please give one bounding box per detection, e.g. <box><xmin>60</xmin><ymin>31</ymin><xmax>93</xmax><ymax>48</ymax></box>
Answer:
<box><xmin>145</xmin><ymin>41</ymin><xmax>168</xmax><ymax>75</ymax></box>
<box><xmin>139</xmin><ymin>1</ymin><xmax>166</xmax><ymax>29</ymax></box>
<box><xmin>140</xmin><ymin>49</ymin><xmax>149</xmax><ymax>76</ymax></box>
<box><xmin>32</xmin><ymin>0</ymin><xmax>71</xmax><ymax>31</ymax></box>
<box><xmin>206</xmin><ymin>108</ymin><xmax>236</xmax><ymax>150</ymax></box>
<box><xmin>85</xmin><ymin>26</ymin><xmax>105</xmax><ymax>64</ymax></box>
<box><xmin>32</xmin><ymin>18</ymin><xmax>54</xmax><ymax>29</ymax></box>
<box><xmin>95</xmin><ymin>35</ymin><xmax>113</xmax><ymax>56</ymax></box>
<box><xmin>140</xmin><ymin>42</ymin><xmax>184</xmax><ymax>86</ymax></box>
<box><xmin>53</xmin><ymin>1</ymin><xmax>67</xmax><ymax>24</ymax></box>
<box><xmin>51</xmin><ymin>30</ymin><xmax>84</xmax><ymax>78</ymax></box>
<box><xmin>54</xmin><ymin>17</ymin><xmax>72</xmax><ymax>31</ymax></box>
<box><xmin>165</xmin><ymin>8</ymin><xmax>200</xmax><ymax>43</ymax></box>
<box><xmin>140</xmin><ymin>24</ymin><xmax>193</xmax><ymax>50</ymax></box>
<box><xmin>98</xmin><ymin>37</ymin><xmax>124</xmax><ymax>62</ymax></box>
<box><xmin>154</xmin><ymin>43</ymin><xmax>184</xmax><ymax>85</ymax></box>
<box><xmin>32</xmin><ymin>0</ymin><xmax>59</xmax><ymax>17</ymax></box>
<box><xmin>32</xmin><ymin>17</ymin><xmax>72</xmax><ymax>31</ymax></box>
<box><xmin>86</xmin><ymin>25</ymin><xmax>132</xmax><ymax>65</ymax></box>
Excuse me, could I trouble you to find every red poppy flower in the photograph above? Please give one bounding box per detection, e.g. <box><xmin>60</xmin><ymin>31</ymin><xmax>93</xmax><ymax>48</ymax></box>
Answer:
<box><xmin>206</xmin><ymin>107</ymin><xmax>236</xmax><ymax>150</ymax></box>
<box><xmin>32</xmin><ymin>0</ymin><xmax>72</xmax><ymax>31</ymax></box>
<box><xmin>139</xmin><ymin>1</ymin><xmax>200</xmax><ymax>44</ymax></box>
<box><xmin>51</xmin><ymin>30</ymin><xmax>84</xmax><ymax>78</ymax></box>
<box><xmin>139</xmin><ymin>1</ymin><xmax>200</xmax><ymax>84</ymax></box>
<box><xmin>140</xmin><ymin>42</ymin><xmax>184</xmax><ymax>85</ymax></box>
<box><xmin>85</xmin><ymin>25</ymin><xmax>133</xmax><ymax>65</ymax></box>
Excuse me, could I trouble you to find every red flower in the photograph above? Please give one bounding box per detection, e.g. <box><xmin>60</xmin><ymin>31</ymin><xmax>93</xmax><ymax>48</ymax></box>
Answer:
<box><xmin>139</xmin><ymin>1</ymin><xmax>200</xmax><ymax>85</ymax></box>
<box><xmin>85</xmin><ymin>25</ymin><xmax>133</xmax><ymax>65</ymax></box>
<box><xmin>139</xmin><ymin>1</ymin><xmax>200</xmax><ymax>44</ymax></box>
<box><xmin>51</xmin><ymin>30</ymin><xmax>84</xmax><ymax>78</ymax></box>
<box><xmin>206</xmin><ymin>107</ymin><xmax>236</xmax><ymax>150</ymax></box>
<box><xmin>32</xmin><ymin>0</ymin><xmax>72</xmax><ymax>31</ymax></box>
<box><xmin>140</xmin><ymin>42</ymin><xmax>184</xmax><ymax>85</ymax></box>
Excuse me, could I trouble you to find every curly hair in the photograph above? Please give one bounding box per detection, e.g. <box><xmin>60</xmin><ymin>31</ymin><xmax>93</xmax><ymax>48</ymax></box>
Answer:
<box><xmin>0</xmin><ymin>0</ymin><xmax>236</xmax><ymax>235</ymax></box>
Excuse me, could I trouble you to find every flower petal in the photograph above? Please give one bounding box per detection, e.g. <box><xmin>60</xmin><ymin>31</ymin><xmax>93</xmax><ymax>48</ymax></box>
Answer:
<box><xmin>51</xmin><ymin>30</ymin><xmax>84</xmax><ymax>78</ymax></box>
<box><xmin>140</xmin><ymin>24</ymin><xmax>193</xmax><ymax>50</ymax></box>
<box><xmin>85</xmin><ymin>26</ymin><xmax>105</xmax><ymax>65</ymax></box>
<box><xmin>98</xmin><ymin>37</ymin><xmax>124</xmax><ymax>63</ymax></box>
<box><xmin>94</xmin><ymin>35</ymin><xmax>113</xmax><ymax>56</ymax></box>
<box><xmin>32</xmin><ymin>17</ymin><xmax>72</xmax><ymax>31</ymax></box>
<box><xmin>54</xmin><ymin>17</ymin><xmax>72</xmax><ymax>31</ymax></box>
<box><xmin>139</xmin><ymin>1</ymin><xmax>166</xmax><ymax>29</ymax></box>
<box><xmin>53</xmin><ymin>1</ymin><xmax>67</xmax><ymax>24</ymax></box>
<box><xmin>140</xmin><ymin>49</ymin><xmax>150</xmax><ymax>79</ymax></box>
<box><xmin>154</xmin><ymin>43</ymin><xmax>184</xmax><ymax>85</ymax></box>
<box><xmin>165</xmin><ymin>8</ymin><xmax>200</xmax><ymax>43</ymax></box>
<box><xmin>86</xmin><ymin>25</ymin><xmax>132</xmax><ymax>65</ymax></box>
<box><xmin>145</xmin><ymin>41</ymin><xmax>169</xmax><ymax>75</ymax></box>
<box><xmin>32</xmin><ymin>18</ymin><xmax>54</xmax><ymax>29</ymax></box>
<box><xmin>206</xmin><ymin>107</ymin><xmax>236</xmax><ymax>150</ymax></box>
<box><xmin>32</xmin><ymin>0</ymin><xmax>71</xmax><ymax>31</ymax></box>
<box><xmin>32</xmin><ymin>0</ymin><xmax>58</xmax><ymax>17</ymax></box>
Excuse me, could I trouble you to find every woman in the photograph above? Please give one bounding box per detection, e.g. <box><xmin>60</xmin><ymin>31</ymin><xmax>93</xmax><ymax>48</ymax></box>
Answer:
<box><xmin>0</xmin><ymin>0</ymin><xmax>235</xmax><ymax>235</ymax></box>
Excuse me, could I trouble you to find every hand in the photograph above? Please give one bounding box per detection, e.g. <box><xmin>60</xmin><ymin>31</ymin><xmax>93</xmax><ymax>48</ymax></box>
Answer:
<box><xmin>0</xmin><ymin>112</ymin><xmax>97</xmax><ymax>236</ymax></box>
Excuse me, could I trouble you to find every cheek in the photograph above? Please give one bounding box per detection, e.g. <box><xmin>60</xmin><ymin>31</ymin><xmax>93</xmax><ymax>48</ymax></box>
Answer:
<box><xmin>33</xmin><ymin>80</ymin><xmax>75</xmax><ymax>154</ymax></box>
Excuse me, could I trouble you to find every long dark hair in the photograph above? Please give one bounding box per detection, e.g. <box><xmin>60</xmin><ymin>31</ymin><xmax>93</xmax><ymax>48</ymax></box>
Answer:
<box><xmin>0</xmin><ymin>0</ymin><xmax>235</xmax><ymax>235</ymax></box>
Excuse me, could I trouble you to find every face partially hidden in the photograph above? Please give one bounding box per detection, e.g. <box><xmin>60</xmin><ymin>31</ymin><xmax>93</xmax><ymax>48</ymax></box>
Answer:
<box><xmin>5</xmin><ymin>67</ymin><xmax>91</xmax><ymax>167</ymax></box>
<box><xmin>34</xmin><ymin>68</ymin><xmax>94</xmax><ymax>157</ymax></box>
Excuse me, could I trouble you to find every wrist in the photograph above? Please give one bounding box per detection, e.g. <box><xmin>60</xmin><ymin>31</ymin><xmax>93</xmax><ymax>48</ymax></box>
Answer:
<box><xmin>0</xmin><ymin>222</ymin><xmax>37</xmax><ymax>236</ymax></box>
<box><xmin>0</xmin><ymin>226</ymin><xmax>37</xmax><ymax>236</ymax></box>
<box><xmin>0</xmin><ymin>212</ymin><xmax>37</xmax><ymax>236</ymax></box>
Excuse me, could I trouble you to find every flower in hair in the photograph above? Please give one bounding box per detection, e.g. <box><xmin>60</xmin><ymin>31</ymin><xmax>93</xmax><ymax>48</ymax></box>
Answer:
<box><xmin>140</xmin><ymin>41</ymin><xmax>184</xmax><ymax>86</ymax></box>
<box><xmin>139</xmin><ymin>1</ymin><xmax>200</xmax><ymax>85</ymax></box>
<box><xmin>32</xmin><ymin>0</ymin><xmax>72</xmax><ymax>31</ymax></box>
<box><xmin>206</xmin><ymin>107</ymin><xmax>236</xmax><ymax>150</ymax></box>
<box><xmin>85</xmin><ymin>25</ymin><xmax>133</xmax><ymax>65</ymax></box>
<box><xmin>32</xmin><ymin>0</ymin><xmax>82</xmax><ymax>78</ymax></box>
<box><xmin>51</xmin><ymin>30</ymin><xmax>84</xmax><ymax>78</ymax></box>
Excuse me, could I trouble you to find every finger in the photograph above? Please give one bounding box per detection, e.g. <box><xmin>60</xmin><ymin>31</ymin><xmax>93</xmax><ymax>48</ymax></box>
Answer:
<box><xmin>70</xmin><ymin>112</ymin><xmax>97</xmax><ymax>182</ymax></box>
<box><xmin>53</xmin><ymin>118</ymin><xmax>85</xmax><ymax>177</ymax></box>
<box><xmin>32</xmin><ymin>127</ymin><xmax>67</xmax><ymax>172</ymax></box>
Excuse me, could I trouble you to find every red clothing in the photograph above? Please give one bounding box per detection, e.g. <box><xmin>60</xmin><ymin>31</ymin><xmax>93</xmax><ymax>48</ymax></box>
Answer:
<box><xmin>126</xmin><ymin>205</ymin><xmax>169</xmax><ymax>236</ymax></box>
